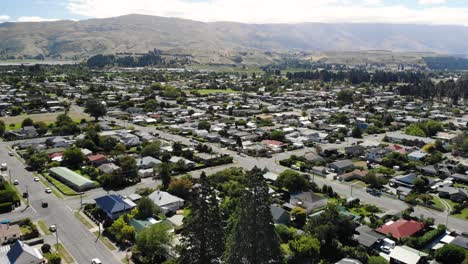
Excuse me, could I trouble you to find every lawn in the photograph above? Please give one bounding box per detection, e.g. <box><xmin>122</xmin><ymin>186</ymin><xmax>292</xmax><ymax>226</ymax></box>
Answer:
<box><xmin>452</xmin><ymin>208</ymin><xmax>468</xmax><ymax>220</ymax></box>
<box><xmin>37</xmin><ymin>220</ymin><xmax>51</xmax><ymax>235</ymax></box>
<box><xmin>190</xmin><ymin>89</ymin><xmax>239</xmax><ymax>95</ymax></box>
<box><xmin>93</xmin><ymin>231</ymin><xmax>117</xmax><ymax>251</ymax></box>
<box><xmin>430</xmin><ymin>196</ymin><xmax>445</xmax><ymax>211</ymax></box>
<box><xmin>54</xmin><ymin>243</ymin><xmax>75</xmax><ymax>264</ymax></box>
<box><xmin>0</xmin><ymin>111</ymin><xmax>91</xmax><ymax>130</ymax></box>
<box><xmin>42</xmin><ymin>173</ymin><xmax>78</xmax><ymax>196</ymax></box>
<box><xmin>74</xmin><ymin>211</ymin><xmax>94</xmax><ymax>229</ymax></box>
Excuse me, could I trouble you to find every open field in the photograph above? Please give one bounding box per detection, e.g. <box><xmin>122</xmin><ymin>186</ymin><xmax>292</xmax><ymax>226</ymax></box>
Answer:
<box><xmin>0</xmin><ymin>111</ymin><xmax>91</xmax><ymax>129</ymax></box>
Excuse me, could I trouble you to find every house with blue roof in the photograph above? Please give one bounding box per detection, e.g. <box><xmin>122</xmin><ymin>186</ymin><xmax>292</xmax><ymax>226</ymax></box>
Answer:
<box><xmin>95</xmin><ymin>194</ymin><xmax>136</xmax><ymax>220</ymax></box>
<box><xmin>390</xmin><ymin>173</ymin><xmax>419</xmax><ymax>189</ymax></box>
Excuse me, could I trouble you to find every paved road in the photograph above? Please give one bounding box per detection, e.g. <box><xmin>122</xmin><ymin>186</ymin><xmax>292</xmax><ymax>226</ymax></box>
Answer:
<box><xmin>0</xmin><ymin>143</ymin><xmax>121</xmax><ymax>264</ymax></box>
<box><xmin>106</xmin><ymin>116</ymin><xmax>468</xmax><ymax>233</ymax></box>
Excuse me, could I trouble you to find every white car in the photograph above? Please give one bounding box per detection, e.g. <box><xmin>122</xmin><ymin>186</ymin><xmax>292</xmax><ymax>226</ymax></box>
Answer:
<box><xmin>45</xmin><ymin>188</ymin><xmax>52</xmax><ymax>193</ymax></box>
<box><xmin>92</xmin><ymin>258</ymin><xmax>102</xmax><ymax>264</ymax></box>
<box><xmin>13</xmin><ymin>180</ymin><xmax>19</xmax><ymax>185</ymax></box>
<box><xmin>49</xmin><ymin>225</ymin><xmax>56</xmax><ymax>232</ymax></box>
<box><xmin>34</xmin><ymin>177</ymin><xmax>40</xmax><ymax>182</ymax></box>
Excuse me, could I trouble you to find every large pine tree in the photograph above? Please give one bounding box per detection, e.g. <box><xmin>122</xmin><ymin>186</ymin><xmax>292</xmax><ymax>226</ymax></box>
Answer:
<box><xmin>179</xmin><ymin>172</ymin><xmax>224</xmax><ymax>264</ymax></box>
<box><xmin>224</xmin><ymin>167</ymin><xmax>282</xmax><ymax>264</ymax></box>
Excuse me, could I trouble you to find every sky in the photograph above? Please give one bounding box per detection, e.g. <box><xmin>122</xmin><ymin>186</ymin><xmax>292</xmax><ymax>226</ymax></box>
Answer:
<box><xmin>1</xmin><ymin>0</ymin><xmax>468</xmax><ymax>26</ymax></box>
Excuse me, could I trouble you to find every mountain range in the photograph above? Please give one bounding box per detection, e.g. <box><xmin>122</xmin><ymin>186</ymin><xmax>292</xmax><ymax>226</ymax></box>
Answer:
<box><xmin>1</xmin><ymin>14</ymin><xmax>467</xmax><ymax>64</ymax></box>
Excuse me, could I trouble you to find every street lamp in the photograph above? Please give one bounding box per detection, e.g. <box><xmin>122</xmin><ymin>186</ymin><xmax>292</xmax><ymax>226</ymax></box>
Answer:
<box><xmin>79</xmin><ymin>192</ymin><xmax>84</xmax><ymax>209</ymax></box>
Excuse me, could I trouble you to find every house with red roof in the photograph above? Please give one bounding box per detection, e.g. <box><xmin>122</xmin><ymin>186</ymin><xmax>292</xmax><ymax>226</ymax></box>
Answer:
<box><xmin>87</xmin><ymin>154</ymin><xmax>109</xmax><ymax>166</ymax></box>
<box><xmin>261</xmin><ymin>140</ymin><xmax>287</xmax><ymax>152</ymax></box>
<box><xmin>375</xmin><ymin>219</ymin><xmax>424</xmax><ymax>239</ymax></box>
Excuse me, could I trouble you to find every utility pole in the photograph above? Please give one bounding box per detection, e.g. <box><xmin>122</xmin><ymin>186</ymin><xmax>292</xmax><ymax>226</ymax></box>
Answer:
<box><xmin>8</xmin><ymin>169</ymin><xmax>11</xmax><ymax>183</ymax></box>
<box><xmin>350</xmin><ymin>184</ymin><xmax>353</xmax><ymax>197</ymax></box>
<box><xmin>26</xmin><ymin>185</ymin><xmax>29</xmax><ymax>206</ymax></box>
<box><xmin>80</xmin><ymin>192</ymin><xmax>83</xmax><ymax>209</ymax></box>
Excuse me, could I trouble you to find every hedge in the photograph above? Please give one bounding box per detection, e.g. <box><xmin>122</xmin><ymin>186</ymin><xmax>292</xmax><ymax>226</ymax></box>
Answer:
<box><xmin>0</xmin><ymin>202</ymin><xmax>13</xmax><ymax>213</ymax></box>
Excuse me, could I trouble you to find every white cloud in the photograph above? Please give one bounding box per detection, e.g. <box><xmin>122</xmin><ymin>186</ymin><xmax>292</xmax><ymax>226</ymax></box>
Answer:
<box><xmin>16</xmin><ymin>16</ymin><xmax>60</xmax><ymax>22</ymax></box>
<box><xmin>418</xmin><ymin>0</ymin><xmax>446</xmax><ymax>5</ymax></box>
<box><xmin>0</xmin><ymin>15</ymin><xmax>10</xmax><ymax>22</ymax></box>
<box><xmin>67</xmin><ymin>0</ymin><xmax>468</xmax><ymax>26</ymax></box>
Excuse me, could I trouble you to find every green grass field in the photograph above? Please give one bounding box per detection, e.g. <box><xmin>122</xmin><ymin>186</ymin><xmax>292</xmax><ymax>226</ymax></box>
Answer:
<box><xmin>453</xmin><ymin>208</ymin><xmax>468</xmax><ymax>220</ymax></box>
<box><xmin>37</xmin><ymin>220</ymin><xmax>51</xmax><ymax>235</ymax></box>
<box><xmin>43</xmin><ymin>173</ymin><xmax>79</xmax><ymax>196</ymax></box>
<box><xmin>0</xmin><ymin>111</ymin><xmax>91</xmax><ymax>131</ymax></box>
<box><xmin>54</xmin><ymin>243</ymin><xmax>75</xmax><ymax>264</ymax></box>
<box><xmin>93</xmin><ymin>231</ymin><xmax>117</xmax><ymax>251</ymax></box>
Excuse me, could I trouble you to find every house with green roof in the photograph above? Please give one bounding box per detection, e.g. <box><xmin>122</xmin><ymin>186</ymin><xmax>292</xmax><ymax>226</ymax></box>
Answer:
<box><xmin>49</xmin><ymin>167</ymin><xmax>95</xmax><ymax>191</ymax></box>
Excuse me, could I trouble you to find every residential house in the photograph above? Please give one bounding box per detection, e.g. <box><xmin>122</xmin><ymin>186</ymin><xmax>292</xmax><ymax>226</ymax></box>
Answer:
<box><xmin>438</xmin><ymin>186</ymin><xmax>468</xmax><ymax>203</ymax></box>
<box><xmin>389</xmin><ymin>245</ymin><xmax>428</xmax><ymax>264</ymax></box>
<box><xmin>148</xmin><ymin>190</ymin><xmax>185</xmax><ymax>214</ymax></box>
<box><xmin>136</xmin><ymin>156</ymin><xmax>162</xmax><ymax>169</ymax></box>
<box><xmin>390</xmin><ymin>173</ymin><xmax>419</xmax><ymax>189</ymax></box>
<box><xmin>97</xmin><ymin>163</ymin><xmax>120</xmax><ymax>174</ymax></box>
<box><xmin>270</xmin><ymin>204</ymin><xmax>290</xmax><ymax>224</ymax></box>
<box><xmin>408</xmin><ymin>151</ymin><xmax>427</xmax><ymax>162</ymax></box>
<box><xmin>94</xmin><ymin>194</ymin><xmax>136</xmax><ymax>220</ymax></box>
<box><xmin>366</xmin><ymin>147</ymin><xmax>389</xmax><ymax>162</ymax></box>
<box><xmin>0</xmin><ymin>240</ymin><xmax>44</xmax><ymax>264</ymax></box>
<box><xmin>335</xmin><ymin>258</ymin><xmax>362</xmax><ymax>264</ymax></box>
<box><xmin>328</xmin><ymin>159</ymin><xmax>354</xmax><ymax>173</ymax></box>
<box><xmin>450</xmin><ymin>233</ymin><xmax>468</xmax><ymax>250</ymax></box>
<box><xmin>337</xmin><ymin>169</ymin><xmax>368</xmax><ymax>182</ymax></box>
<box><xmin>287</xmin><ymin>191</ymin><xmax>328</xmax><ymax>213</ymax></box>
<box><xmin>375</xmin><ymin>219</ymin><xmax>424</xmax><ymax>239</ymax></box>
<box><xmin>345</xmin><ymin>145</ymin><xmax>365</xmax><ymax>157</ymax></box>
<box><xmin>87</xmin><ymin>154</ymin><xmax>109</xmax><ymax>166</ymax></box>
<box><xmin>0</xmin><ymin>224</ymin><xmax>21</xmax><ymax>245</ymax></box>
<box><xmin>8</xmin><ymin>126</ymin><xmax>38</xmax><ymax>139</ymax></box>
<box><xmin>354</xmin><ymin>225</ymin><xmax>385</xmax><ymax>249</ymax></box>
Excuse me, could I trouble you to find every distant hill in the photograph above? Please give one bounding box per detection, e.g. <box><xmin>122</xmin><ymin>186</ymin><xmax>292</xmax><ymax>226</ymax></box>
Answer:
<box><xmin>1</xmin><ymin>14</ymin><xmax>467</xmax><ymax>64</ymax></box>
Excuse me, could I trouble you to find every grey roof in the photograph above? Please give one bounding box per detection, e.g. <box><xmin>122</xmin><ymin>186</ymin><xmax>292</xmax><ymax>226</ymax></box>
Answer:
<box><xmin>270</xmin><ymin>205</ymin><xmax>290</xmax><ymax>224</ymax></box>
<box><xmin>335</xmin><ymin>258</ymin><xmax>363</xmax><ymax>264</ymax></box>
<box><xmin>451</xmin><ymin>234</ymin><xmax>468</xmax><ymax>249</ymax></box>
<box><xmin>0</xmin><ymin>240</ymin><xmax>43</xmax><ymax>264</ymax></box>
<box><xmin>330</xmin><ymin>159</ymin><xmax>354</xmax><ymax>169</ymax></box>
<box><xmin>355</xmin><ymin>225</ymin><xmax>385</xmax><ymax>247</ymax></box>
<box><xmin>148</xmin><ymin>190</ymin><xmax>184</xmax><ymax>207</ymax></box>
<box><xmin>452</xmin><ymin>174</ymin><xmax>468</xmax><ymax>183</ymax></box>
<box><xmin>136</xmin><ymin>156</ymin><xmax>162</xmax><ymax>167</ymax></box>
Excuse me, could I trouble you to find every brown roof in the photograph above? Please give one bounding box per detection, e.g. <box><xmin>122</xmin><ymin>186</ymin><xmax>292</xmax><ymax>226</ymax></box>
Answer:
<box><xmin>0</xmin><ymin>224</ymin><xmax>21</xmax><ymax>237</ymax></box>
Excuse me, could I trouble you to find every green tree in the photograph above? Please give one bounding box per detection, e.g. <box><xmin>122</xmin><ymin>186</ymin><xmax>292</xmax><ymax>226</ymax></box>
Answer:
<box><xmin>269</xmin><ymin>130</ymin><xmax>285</xmax><ymax>141</ymax></box>
<box><xmin>291</xmin><ymin>207</ymin><xmax>307</xmax><ymax>228</ymax></box>
<box><xmin>405</xmin><ymin>124</ymin><xmax>426</xmax><ymax>137</ymax></box>
<box><xmin>435</xmin><ymin>244</ymin><xmax>466</xmax><ymax>264</ymax></box>
<box><xmin>45</xmin><ymin>253</ymin><xmax>61</xmax><ymax>264</ymax></box>
<box><xmin>41</xmin><ymin>243</ymin><xmax>51</xmax><ymax>253</ymax></box>
<box><xmin>277</xmin><ymin>170</ymin><xmax>310</xmax><ymax>192</ymax></box>
<box><xmin>10</xmin><ymin>106</ymin><xmax>22</xmax><ymax>116</ymax></box>
<box><xmin>198</xmin><ymin>120</ymin><xmax>211</xmax><ymax>131</ymax></box>
<box><xmin>62</xmin><ymin>147</ymin><xmax>85</xmax><ymax>169</ymax></box>
<box><xmin>140</xmin><ymin>141</ymin><xmax>161</xmax><ymax>158</ymax></box>
<box><xmin>158</xmin><ymin>163</ymin><xmax>172</xmax><ymax>190</ymax></box>
<box><xmin>288</xmin><ymin>235</ymin><xmax>320</xmax><ymax>264</ymax></box>
<box><xmin>134</xmin><ymin>223</ymin><xmax>173</xmax><ymax>264</ymax></box>
<box><xmin>179</xmin><ymin>172</ymin><xmax>224</xmax><ymax>264</ymax></box>
<box><xmin>21</xmin><ymin>118</ymin><xmax>34</xmax><ymax>128</ymax></box>
<box><xmin>34</xmin><ymin>121</ymin><xmax>48</xmax><ymax>136</ymax></box>
<box><xmin>336</xmin><ymin>90</ymin><xmax>354</xmax><ymax>105</ymax></box>
<box><xmin>118</xmin><ymin>156</ymin><xmax>138</xmax><ymax>183</ymax></box>
<box><xmin>368</xmin><ymin>256</ymin><xmax>389</xmax><ymax>264</ymax></box>
<box><xmin>85</xmin><ymin>99</ymin><xmax>107</xmax><ymax>121</ymax></box>
<box><xmin>28</xmin><ymin>152</ymin><xmax>49</xmax><ymax>171</ymax></box>
<box><xmin>0</xmin><ymin>120</ymin><xmax>5</xmax><ymax>137</ymax></box>
<box><xmin>135</xmin><ymin>197</ymin><xmax>159</xmax><ymax>220</ymax></box>
<box><xmin>224</xmin><ymin>167</ymin><xmax>282</xmax><ymax>264</ymax></box>
<box><xmin>167</xmin><ymin>177</ymin><xmax>193</xmax><ymax>200</ymax></box>
<box><xmin>351</xmin><ymin>125</ymin><xmax>362</xmax><ymax>138</ymax></box>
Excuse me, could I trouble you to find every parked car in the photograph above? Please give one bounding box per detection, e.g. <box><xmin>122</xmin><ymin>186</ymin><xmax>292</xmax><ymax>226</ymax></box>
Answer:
<box><xmin>34</xmin><ymin>177</ymin><xmax>40</xmax><ymax>182</ymax></box>
<box><xmin>92</xmin><ymin>258</ymin><xmax>102</xmax><ymax>264</ymax></box>
<box><xmin>380</xmin><ymin>245</ymin><xmax>391</xmax><ymax>254</ymax></box>
<box><xmin>8</xmin><ymin>151</ymin><xmax>13</xmax><ymax>156</ymax></box>
<box><xmin>45</xmin><ymin>188</ymin><xmax>52</xmax><ymax>194</ymax></box>
<box><xmin>13</xmin><ymin>180</ymin><xmax>19</xmax><ymax>185</ymax></box>
<box><xmin>49</xmin><ymin>225</ymin><xmax>56</xmax><ymax>232</ymax></box>
<box><xmin>1</xmin><ymin>163</ymin><xmax>7</xmax><ymax>171</ymax></box>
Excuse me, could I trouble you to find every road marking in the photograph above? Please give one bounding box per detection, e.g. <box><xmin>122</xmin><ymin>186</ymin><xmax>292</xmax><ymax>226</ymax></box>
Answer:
<box><xmin>66</xmin><ymin>205</ymin><xmax>73</xmax><ymax>212</ymax></box>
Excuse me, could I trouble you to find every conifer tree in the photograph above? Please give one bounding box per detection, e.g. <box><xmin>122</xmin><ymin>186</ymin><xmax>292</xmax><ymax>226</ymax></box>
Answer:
<box><xmin>224</xmin><ymin>167</ymin><xmax>282</xmax><ymax>264</ymax></box>
<box><xmin>179</xmin><ymin>172</ymin><xmax>224</xmax><ymax>264</ymax></box>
